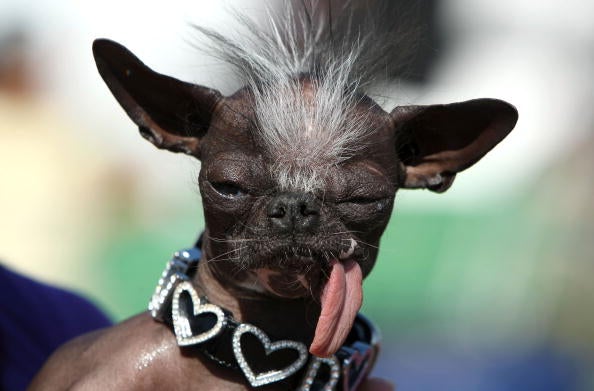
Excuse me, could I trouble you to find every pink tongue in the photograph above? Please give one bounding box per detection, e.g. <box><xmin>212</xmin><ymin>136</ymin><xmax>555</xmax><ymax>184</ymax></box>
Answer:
<box><xmin>309</xmin><ymin>259</ymin><xmax>363</xmax><ymax>357</ymax></box>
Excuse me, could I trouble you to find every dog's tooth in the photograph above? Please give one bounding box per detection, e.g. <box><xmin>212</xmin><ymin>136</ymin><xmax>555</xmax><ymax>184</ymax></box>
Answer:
<box><xmin>339</xmin><ymin>238</ymin><xmax>357</xmax><ymax>260</ymax></box>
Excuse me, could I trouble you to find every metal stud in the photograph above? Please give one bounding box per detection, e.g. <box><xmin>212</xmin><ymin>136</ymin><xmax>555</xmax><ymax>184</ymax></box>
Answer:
<box><xmin>297</xmin><ymin>356</ymin><xmax>341</xmax><ymax>391</ymax></box>
<box><xmin>171</xmin><ymin>281</ymin><xmax>225</xmax><ymax>346</ymax></box>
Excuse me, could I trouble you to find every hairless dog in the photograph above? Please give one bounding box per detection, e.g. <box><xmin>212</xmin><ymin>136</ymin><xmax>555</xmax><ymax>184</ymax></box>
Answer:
<box><xmin>30</xmin><ymin>3</ymin><xmax>517</xmax><ymax>390</ymax></box>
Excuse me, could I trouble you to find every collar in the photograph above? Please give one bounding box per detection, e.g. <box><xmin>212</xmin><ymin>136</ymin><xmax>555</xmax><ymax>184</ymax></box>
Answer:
<box><xmin>148</xmin><ymin>247</ymin><xmax>380</xmax><ymax>390</ymax></box>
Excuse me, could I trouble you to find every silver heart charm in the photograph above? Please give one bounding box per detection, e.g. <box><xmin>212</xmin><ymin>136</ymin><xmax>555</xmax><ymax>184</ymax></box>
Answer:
<box><xmin>298</xmin><ymin>356</ymin><xmax>340</xmax><ymax>391</ymax></box>
<box><xmin>232</xmin><ymin>323</ymin><xmax>308</xmax><ymax>387</ymax></box>
<box><xmin>171</xmin><ymin>281</ymin><xmax>225</xmax><ymax>346</ymax></box>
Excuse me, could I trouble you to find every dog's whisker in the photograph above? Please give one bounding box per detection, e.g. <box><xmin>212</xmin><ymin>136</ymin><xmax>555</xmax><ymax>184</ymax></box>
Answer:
<box><xmin>205</xmin><ymin>246</ymin><xmax>248</xmax><ymax>263</ymax></box>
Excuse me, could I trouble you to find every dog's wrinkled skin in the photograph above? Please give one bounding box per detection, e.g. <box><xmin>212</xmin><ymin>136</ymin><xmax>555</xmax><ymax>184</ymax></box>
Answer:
<box><xmin>29</xmin><ymin>40</ymin><xmax>517</xmax><ymax>390</ymax></box>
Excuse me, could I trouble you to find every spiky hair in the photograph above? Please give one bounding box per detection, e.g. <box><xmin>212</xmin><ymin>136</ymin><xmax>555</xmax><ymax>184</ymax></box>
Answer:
<box><xmin>195</xmin><ymin>1</ymin><xmax>410</xmax><ymax>192</ymax></box>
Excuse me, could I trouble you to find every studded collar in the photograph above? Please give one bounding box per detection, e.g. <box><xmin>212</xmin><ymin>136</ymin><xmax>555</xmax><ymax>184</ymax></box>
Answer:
<box><xmin>148</xmin><ymin>246</ymin><xmax>380</xmax><ymax>390</ymax></box>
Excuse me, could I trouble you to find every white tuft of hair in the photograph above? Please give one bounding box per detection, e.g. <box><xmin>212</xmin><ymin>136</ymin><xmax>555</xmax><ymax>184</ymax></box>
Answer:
<box><xmin>194</xmin><ymin>1</ymin><xmax>407</xmax><ymax>192</ymax></box>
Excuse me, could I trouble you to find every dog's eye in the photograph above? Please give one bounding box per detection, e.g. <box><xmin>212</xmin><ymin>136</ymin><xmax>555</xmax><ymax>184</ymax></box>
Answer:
<box><xmin>342</xmin><ymin>196</ymin><xmax>390</xmax><ymax>213</ymax></box>
<box><xmin>211</xmin><ymin>182</ymin><xmax>247</xmax><ymax>197</ymax></box>
<box><xmin>345</xmin><ymin>197</ymin><xmax>379</xmax><ymax>205</ymax></box>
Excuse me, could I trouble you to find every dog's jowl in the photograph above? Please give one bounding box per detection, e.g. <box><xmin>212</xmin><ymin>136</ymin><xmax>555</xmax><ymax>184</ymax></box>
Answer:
<box><xmin>29</xmin><ymin>3</ymin><xmax>517</xmax><ymax>390</ymax></box>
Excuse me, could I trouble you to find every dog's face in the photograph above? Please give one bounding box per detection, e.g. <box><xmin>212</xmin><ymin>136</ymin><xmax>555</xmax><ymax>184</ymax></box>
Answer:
<box><xmin>92</xmin><ymin>39</ymin><xmax>517</xmax><ymax>354</ymax></box>
<box><xmin>198</xmin><ymin>84</ymin><xmax>398</xmax><ymax>298</ymax></box>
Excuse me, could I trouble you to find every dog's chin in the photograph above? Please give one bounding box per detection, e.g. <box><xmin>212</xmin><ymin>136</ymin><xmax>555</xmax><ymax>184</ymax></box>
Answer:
<box><xmin>238</xmin><ymin>240</ymin><xmax>361</xmax><ymax>300</ymax></box>
<box><xmin>244</xmin><ymin>253</ymin><xmax>327</xmax><ymax>300</ymax></box>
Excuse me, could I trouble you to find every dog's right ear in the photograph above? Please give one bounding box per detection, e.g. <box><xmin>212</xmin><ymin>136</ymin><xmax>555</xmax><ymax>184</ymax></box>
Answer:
<box><xmin>92</xmin><ymin>39</ymin><xmax>222</xmax><ymax>158</ymax></box>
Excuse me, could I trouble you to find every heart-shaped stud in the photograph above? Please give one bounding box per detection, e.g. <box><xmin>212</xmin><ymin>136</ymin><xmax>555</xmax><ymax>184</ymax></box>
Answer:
<box><xmin>171</xmin><ymin>281</ymin><xmax>225</xmax><ymax>346</ymax></box>
<box><xmin>297</xmin><ymin>356</ymin><xmax>340</xmax><ymax>391</ymax></box>
<box><xmin>232</xmin><ymin>323</ymin><xmax>308</xmax><ymax>387</ymax></box>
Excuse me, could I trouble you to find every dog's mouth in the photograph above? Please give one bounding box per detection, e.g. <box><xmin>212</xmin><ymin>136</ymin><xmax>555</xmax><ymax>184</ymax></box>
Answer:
<box><xmin>249</xmin><ymin>236</ymin><xmax>360</xmax><ymax>269</ymax></box>
<box><xmin>236</xmin><ymin>237</ymin><xmax>364</xmax><ymax>358</ymax></box>
<box><xmin>242</xmin><ymin>237</ymin><xmax>360</xmax><ymax>296</ymax></box>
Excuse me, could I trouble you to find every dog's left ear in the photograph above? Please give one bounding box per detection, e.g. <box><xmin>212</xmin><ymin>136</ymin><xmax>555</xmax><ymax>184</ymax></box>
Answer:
<box><xmin>391</xmin><ymin>99</ymin><xmax>518</xmax><ymax>192</ymax></box>
<box><xmin>92</xmin><ymin>39</ymin><xmax>222</xmax><ymax>158</ymax></box>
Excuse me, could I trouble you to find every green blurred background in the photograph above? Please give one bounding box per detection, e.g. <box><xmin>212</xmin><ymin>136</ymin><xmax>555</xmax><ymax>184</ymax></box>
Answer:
<box><xmin>1</xmin><ymin>1</ymin><xmax>593</xmax><ymax>390</ymax></box>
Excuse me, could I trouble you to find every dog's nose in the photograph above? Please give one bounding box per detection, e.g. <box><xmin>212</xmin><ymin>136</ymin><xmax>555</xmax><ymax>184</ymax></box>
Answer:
<box><xmin>267</xmin><ymin>193</ymin><xmax>320</xmax><ymax>233</ymax></box>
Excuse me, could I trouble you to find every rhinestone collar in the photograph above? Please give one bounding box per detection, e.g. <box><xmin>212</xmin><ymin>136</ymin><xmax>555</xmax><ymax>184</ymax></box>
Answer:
<box><xmin>148</xmin><ymin>247</ymin><xmax>381</xmax><ymax>390</ymax></box>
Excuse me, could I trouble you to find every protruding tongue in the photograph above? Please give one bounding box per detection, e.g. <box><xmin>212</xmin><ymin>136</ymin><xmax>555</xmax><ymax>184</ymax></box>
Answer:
<box><xmin>309</xmin><ymin>258</ymin><xmax>363</xmax><ymax>357</ymax></box>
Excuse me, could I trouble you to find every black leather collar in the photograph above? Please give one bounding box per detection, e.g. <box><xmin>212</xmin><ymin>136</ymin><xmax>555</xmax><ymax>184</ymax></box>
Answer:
<box><xmin>148</xmin><ymin>246</ymin><xmax>380</xmax><ymax>390</ymax></box>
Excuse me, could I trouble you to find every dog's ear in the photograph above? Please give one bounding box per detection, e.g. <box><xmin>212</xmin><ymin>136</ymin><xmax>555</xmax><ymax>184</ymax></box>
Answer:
<box><xmin>391</xmin><ymin>99</ymin><xmax>518</xmax><ymax>192</ymax></box>
<box><xmin>92</xmin><ymin>39</ymin><xmax>222</xmax><ymax>158</ymax></box>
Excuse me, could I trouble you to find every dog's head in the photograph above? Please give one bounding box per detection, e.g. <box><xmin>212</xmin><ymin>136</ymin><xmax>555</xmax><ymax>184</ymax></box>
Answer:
<box><xmin>93</xmin><ymin>39</ymin><xmax>517</xmax><ymax>355</ymax></box>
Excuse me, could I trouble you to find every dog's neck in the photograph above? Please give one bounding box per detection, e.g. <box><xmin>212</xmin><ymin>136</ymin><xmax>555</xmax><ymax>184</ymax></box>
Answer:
<box><xmin>193</xmin><ymin>254</ymin><xmax>320</xmax><ymax>346</ymax></box>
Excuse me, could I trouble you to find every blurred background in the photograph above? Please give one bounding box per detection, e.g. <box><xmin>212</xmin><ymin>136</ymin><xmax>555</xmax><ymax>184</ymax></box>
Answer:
<box><xmin>1</xmin><ymin>1</ymin><xmax>592</xmax><ymax>390</ymax></box>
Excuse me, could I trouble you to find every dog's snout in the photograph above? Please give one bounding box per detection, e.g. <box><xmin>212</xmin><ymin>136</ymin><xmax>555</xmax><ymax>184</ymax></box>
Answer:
<box><xmin>267</xmin><ymin>193</ymin><xmax>320</xmax><ymax>233</ymax></box>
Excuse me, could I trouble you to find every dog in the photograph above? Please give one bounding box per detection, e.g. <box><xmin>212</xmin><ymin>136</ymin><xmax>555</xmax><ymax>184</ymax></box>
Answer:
<box><xmin>29</xmin><ymin>3</ymin><xmax>517</xmax><ymax>390</ymax></box>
